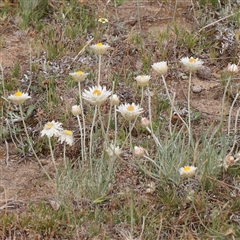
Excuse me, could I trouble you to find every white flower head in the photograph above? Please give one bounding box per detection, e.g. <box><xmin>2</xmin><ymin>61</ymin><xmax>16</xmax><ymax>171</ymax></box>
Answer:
<box><xmin>105</xmin><ymin>143</ymin><xmax>122</xmax><ymax>160</ymax></box>
<box><xmin>180</xmin><ymin>57</ymin><xmax>203</xmax><ymax>72</ymax></box>
<box><xmin>58</xmin><ymin>130</ymin><xmax>74</xmax><ymax>146</ymax></box>
<box><xmin>82</xmin><ymin>85</ymin><xmax>111</xmax><ymax>105</ymax></box>
<box><xmin>41</xmin><ymin>120</ymin><xmax>63</xmax><ymax>138</ymax></box>
<box><xmin>227</xmin><ymin>63</ymin><xmax>239</xmax><ymax>74</ymax></box>
<box><xmin>90</xmin><ymin>42</ymin><xmax>110</xmax><ymax>55</ymax></box>
<box><xmin>152</xmin><ymin>61</ymin><xmax>168</xmax><ymax>75</ymax></box>
<box><xmin>135</xmin><ymin>75</ymin><xmax>151</xmax><ymax>87</ymax></box>
<box><xmin>71</xmin><ymin>105</ymin><xmax>81</xmax><ymax>116</ymax></box>
<box><xmin>179</xmin><ymin>166</ymin><xmax>197</xmax><ymax>178</ymax></box>
<box><xmin>8</xmin><ymin>90</ymin><xmax>31</xmax><ymax>104</ymax></box>
<box><xmin>110</xmin><ymin>94</ymin><xmax>120</xmax><ymax>105</ymax></box>
<box><xmin>117</xmin><ymin>103</ymin><xmax>143</xmax><ymax>120</ymax></box>
<box><xmin>133</xmin><ymin>146</ymin><xmax>145</xmax><ymax>158</ymax></box>
<box><xmin>69</xmin><ymin>71</ymin><xmax>88</xmax><ymax>82</ymax></box>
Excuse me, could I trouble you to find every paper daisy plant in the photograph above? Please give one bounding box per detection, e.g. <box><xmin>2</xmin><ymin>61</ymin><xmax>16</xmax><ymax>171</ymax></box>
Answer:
<box><xmin>8</xmin><ymin>90</ymin><xmax>31</xmax><ymax>104</ymax></box>
<box><xmin>90</xmin><ymin>42</ymin><xmax>110</xmax><ymax>55</ymax></box>
<box><xmin>180</xmin><ymin>57</ymin><xmax>203</xmax><ymax>72</ymax></box>
<box><xmin>135</xmin><ymin>75</ymin><xmax>151</xmax><ymax>87</ymax></box>
<box><xmin>179</xmin><ymin>165</ymin><xmax>197</xmax><ymax>178</ymax></box>
<box><xmin>41</xmin><ymin>120</ymin><xmax>63</xmax><ymax>138</ymax></box>
<box><xmin>58</xmin><ymin>130</ymin><xmax>74</xmax><ymax>146</ymax></box>
<box><xmin>117</xmin><ymin>103</ymin><xmax>143</xmax><ymax>120</ymax></box>
<box><xmin>69</xmin><ymin>71</ymin><xmax>88</xmax><ymax>82</ymax></box>
<box><xmin>151</xmin><ymin>61</ymin><xmax>168</xmax><ymax>75</ymax></box>
<box><xmin>82</xmin><ymin>85</ymin><xmax>111</xmax><ymax>105</ymax></box>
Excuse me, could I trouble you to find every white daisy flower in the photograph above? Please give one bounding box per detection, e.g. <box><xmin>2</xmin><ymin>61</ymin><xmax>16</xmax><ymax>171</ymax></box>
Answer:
<box><xmin>58</xmin><ymin>130</ymin><xmax>74</xmax><ymax>146</ymax></box>
<box><xmin>179</xmin><ymin>166</ymin><xmax>197</xmax><ymax>178</ymax></box>
<box><xmin>117</xmin><ymin>103</ymin><xmax>143</xmax><ymax>120</ymax></box>
<box><xmin>105</xmin><ymin>143</ymin><xmax>122</xmax><ymax>160</ymax></box>
<box><xmin>152</xmin><ymin>61</ymin><xmax>168</xmax><ymax>75</ymax></box>
<box><xmin>110</xmin><ymin>94</ymin><xmax>120</xmax><ymax>105</ymax></box>
<box><xmin>133</xmin><ymin>146</ymin><xmax>145</xmax><ymax>158</ymax></box>
<box><xmin>82</xmin><ymin>85</ymin><xmax>111</xmax><ymax>105</ymax></box>
<box><xmin>90</xmin><ymin>42</ymin><xmax>110</xmax><ymax>54</ymax></box>
<box><xmin>8</xmin><ymin>90</ymin><xmax>31</xmax><ymax>104</ymax></box>
<box><xmin>69</xmin><ymin>71</ymin><xmax>88</xmax><ymax>82</ymax></box>
<box><xmin>41</xmin><ymin>120</ymin><xmax>63</xmax><ymax>138</ymax></box>
<box><xmin>227</xmin><ymin>63</ymin><xmax>239</xmax><ymax>74</ymax></box>
<box><xmin>71</xmin><ymin>105</ymin><xmax>81</xmax><ymax>116</ymax></box>
<box><xmin>180</xmin><ymin>57</ymin><xmax>203</xmax><ymax>72</ymax></box>
<box><xmin>135</xmin><ymin>75</ymin><xmax>151</xmax><ymax>87</ymax></box>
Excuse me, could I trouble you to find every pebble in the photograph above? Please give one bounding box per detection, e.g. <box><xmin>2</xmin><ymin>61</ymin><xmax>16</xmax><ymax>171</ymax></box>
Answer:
<box><xmin>192</xmin><ymin>85</ymin><xmax>202</xmax><ymax>93</ymax></box>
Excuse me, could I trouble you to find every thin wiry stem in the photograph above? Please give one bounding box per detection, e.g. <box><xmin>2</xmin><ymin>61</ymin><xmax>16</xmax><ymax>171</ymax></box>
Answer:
<box><xmin>89</xmin><ymin>106</ymin><xmax>98</xmax><ymax>174</ymax></box>
<box><xmin>114</xmin><ymin>105</ymin><xmax>117</xmax><ymax>146</ymax></box>
<box><xmin>187</xmin><ymin>71</ymin><xmax>193</xmax><ymax>145</ymax></box>
<box><xmin>63</xmin><ymin>142</ymin><xmax>67</xmax><ymax>169</ymax></box>
<box><xmin>97</xmin><ymin>54</ymin><xmax>102</xmax><ymax>85</ymax></box>
<box><xmin>228</xmin><ymin>93</ymin><xmax>238</xmax><ymax>135</ymax></box>
<box><xmin>76</xmin><ymin>114</ymin><xmax>84</xmax><ymax>162</ymax></box>
<box><xmin>48</xmin><ymin>136</ymin><xmax>57</xmax><ymax>172</ymax></box>
<box><xmin>78</xmin><ymin>82</ymin><xmax>86</xmax><ymax>158</ymax></box>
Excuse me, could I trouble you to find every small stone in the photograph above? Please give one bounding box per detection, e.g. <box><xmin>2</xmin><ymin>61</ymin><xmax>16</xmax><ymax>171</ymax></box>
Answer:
<box><xmin>192</xmin><ymin>85</ymin><xmax>202</xmax><ymax>93</ymax></box>
<box><xmin>197</xmin><ymin>66</ymin><xmax>212</xmax><ymax>79</ymax></box>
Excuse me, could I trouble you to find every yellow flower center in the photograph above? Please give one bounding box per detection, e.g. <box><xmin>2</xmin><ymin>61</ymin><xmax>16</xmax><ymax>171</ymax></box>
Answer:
<box><xmin>76</xmin><ymin>71</ymin><xmax>83</xmax><ymax>75</ymax></box>
<box><xmin>96</xmin><ymin>43</ymin><xmax>103</xmax><ymax>47</ymax></box>
<box><xmin>183</xmin><ymin>166</ymin><xmax>191</xmax><ymax>171</ymax></box>
<box><xmin>45</xmin><ymin>122</ymin><xmax>54</xmax><ymax>130</ymax></box>
<box><xmin>127</xmin><ymin>105</ymin><xmax>134</xmax><ymax>111</ymax></box>
<box><xmin>14</xmin><ymin>90</ymin><xmax>23</xmax><ymax>97</ymax></box>
<box><xmin>93</xmin><ymin>89</ymin><xmax>101</xmax><ymax>96</ymax></box>
<box><xmin>189</xmin><ymin>57</ymin><xmax>196</xmax><ymax>63</ymax></box>
<box><xmin>64</xmin><ymin>130</ymin><xmax>73</xmax><ymax>136</ymax></box>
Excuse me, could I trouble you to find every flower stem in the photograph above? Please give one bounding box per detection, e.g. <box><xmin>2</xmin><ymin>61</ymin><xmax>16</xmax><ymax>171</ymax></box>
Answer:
<box><xmin>188</xmin><ymin>71</ymin><xmax>192</xmax><ymax>145</ymax></box>
<box><xmin>114</xmin><ymin>105</ymin><xmax>117</xmax><ymax>146</ymax></box>
<box><xmin>98</xmin><ymin>54</ymin><xmax>102</xmax><ymax>85</ymax></box>
<box><xmin>228</xmin><ymin>93</ymin><xmax>238</xmax><ymax>135</ymax></box>
<box><xmin>89</xmin><ymin>106</ymin><xmax>98</xmax><ymax>174</ymax></box>
<box><xmin>76</xmin><ymin>114</ymin><xmax>84</xmax><ymax>162</ymax></box>
<box><xmin>129</xmin><ymin>120</ymin><xmax>133</xmax><ymax>150</ymax></box>
<box><xmin>63</xmin><ymin>142</ymin><xmax>67</xmax><ymax>169</ymax></box>
<box><xmin>48</xmin><ymin>136</ymin><xmax>57</xmax><ymax>172</ymax></box>
<box><xmin>78</xmin><ymin>82</ymin><xmax>86</xmax><ymax>159</ymax></box>
<box><xmin>19</xmin><ymin>104</ymin><xmax>53</xmax><ymax>183</ymax></box>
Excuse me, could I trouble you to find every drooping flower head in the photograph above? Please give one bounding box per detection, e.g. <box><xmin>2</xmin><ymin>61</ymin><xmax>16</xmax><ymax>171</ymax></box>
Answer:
<box><xmin>41</xmin><ymin>120</ymin><xmax>63</xmax><ymax>138</ymax></box>
<box><xmin>180</xmin><ymin>57</ymin><xmax>203</xmax><ymax>72</ymax></box>
<box><xmin>227</xmin><ymin>63</ymin><xmax>239</xmax><ymax>74</ymax></box>
<box><xmin>179</xmin><ymin>166</ymin><xmax>197</xmax><ymax>178</ymax></box>
<box><xmin>8</xmin><ymin>90</ymin><xmax>31</xmax><ymax>104</ymax></box>
<box><xmin>152</xmin><ymin>61</ymin><xmax>168</xmax><ymax>75</ymax></box>
<box><xmin>69</xmin><ymin>71</ymin><xmax>88</xmax><ymax>82</ymax></box>
<box><xmin>105</xmin><ymin>143</ymin><xmax>122</xmax><ymax>160</ymax></box>
<box><xmin>82</xmin><ymin>85</ymin><xmax>111</xmax><ymax>105</ymax></box>
<box><xmin>110</xmin><ymin>94</ymin><xmax>120</xmax><ymax>106</ymax></box>
<box><xmin>141</xmin><ymin>117</ymin><xmax>150</xmax><ymax>127</ymax></box>
<box><xmin>58</xmin><ymin>130</ymin><xmax>74</xmax><ymax>146</ymax></box>
<box><xmin>135</xmin><ymin>75</ymin><xmax>151</xmax><ymax>87</ymax></box>
<box><xmin>71</xmin><ymin>105</ymin><xmax>81</xmax><ymax>116</ymax></box>
<box><xmin>117</xmin><ymin>103</ymin><xmax>143</xmax><ymax>120</ymax></box>
<box><xmin>90</xmin><ymin>42</ymin><xmax>110</xmax><ymax>54</ymax></box>
<box><xmin>133</xmin><ymin>146</ymin><xmax>145</xmax><ymax>158</ymax></box>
